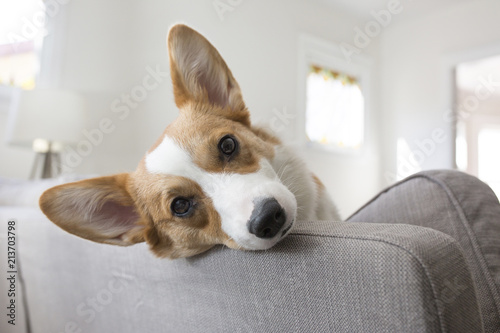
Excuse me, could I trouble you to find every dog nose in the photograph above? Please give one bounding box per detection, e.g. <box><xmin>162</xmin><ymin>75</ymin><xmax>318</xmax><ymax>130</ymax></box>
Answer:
<box><xmin>247</xmin><ymin>198</ymin><xmax>286</xmax><ymax>239</ymax></box>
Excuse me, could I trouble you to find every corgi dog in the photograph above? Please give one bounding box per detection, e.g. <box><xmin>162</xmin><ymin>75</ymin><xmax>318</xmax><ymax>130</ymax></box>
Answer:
<box><xmin>39</xmin><ymin>24</ymin><xmax>340</xmax><ymax>259</ymax></box>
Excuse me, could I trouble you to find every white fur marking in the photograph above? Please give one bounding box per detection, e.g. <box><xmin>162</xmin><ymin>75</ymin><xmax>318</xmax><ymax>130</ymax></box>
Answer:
<box><xmin>145</xmin><ymin>135</ymin><xmax>297</xmax><ymax>249</ymax></box>
<box><xmin>145</xmin><ymin>136</ymin><xmax>199</xmax><ymax>178</ymax></box>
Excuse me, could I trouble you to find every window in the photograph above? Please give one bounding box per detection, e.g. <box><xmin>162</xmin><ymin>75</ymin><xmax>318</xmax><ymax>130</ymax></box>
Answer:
<box><xmin>0</xmin><ymin>0</ymin><xmax>45</xmax><ymax>89</ymax></box>
<box><xmin>0</xmin><ymin>41</ymin><xmax>38</xmax><ymax>89</ymax></box>
<box><xmin>306</xmin><ymin>65</ymin><xmax>364</xmax><ymax>150</ymax></box>
<box><xmin>297</xmin><ymin>34</ymin><xmax>370</xmax><ymax>154</ymax></box>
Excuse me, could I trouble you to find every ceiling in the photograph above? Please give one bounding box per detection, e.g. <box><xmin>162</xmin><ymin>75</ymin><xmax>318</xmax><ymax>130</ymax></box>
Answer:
<box><xmin>314</xmin><ymin>0</ymin><xmax>476</xmax><ymax>21</ymax></box>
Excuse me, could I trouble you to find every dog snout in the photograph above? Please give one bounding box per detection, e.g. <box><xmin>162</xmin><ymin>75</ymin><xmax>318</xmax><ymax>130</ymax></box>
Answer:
<box><xmin>247</xmin><ymin>198</ymin><xmax>286</xmax><ymax>239</ymax></box>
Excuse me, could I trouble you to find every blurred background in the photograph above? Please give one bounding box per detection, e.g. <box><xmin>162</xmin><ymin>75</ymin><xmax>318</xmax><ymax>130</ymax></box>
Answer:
<box><xmin>1</xmin><ymin>0</ymin><xmax>499</xmax><ymax>218</ymax></box>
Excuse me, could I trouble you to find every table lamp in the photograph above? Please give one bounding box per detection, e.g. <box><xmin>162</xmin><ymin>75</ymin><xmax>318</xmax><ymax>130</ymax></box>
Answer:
<box><xmin>6</xmin><ymin>88</ymin><xmax>86</xmax><ymax>178</ymax></box>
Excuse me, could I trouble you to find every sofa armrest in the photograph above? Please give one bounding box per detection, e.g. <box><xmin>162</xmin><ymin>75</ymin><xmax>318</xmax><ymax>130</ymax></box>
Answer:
<box><xmin>348</xmin><ymin>170</ymin><xmax>500</xmax><ymax>332</ymax></box>
<box><xmin>290</xmin><ymin>221</ymin><xmax>482</xmax><ymax>332</ymax></box>
<box><xmin>1</xmin><ymin>206</ymin><xmax>482</xmax><ymax>333</ymax></box>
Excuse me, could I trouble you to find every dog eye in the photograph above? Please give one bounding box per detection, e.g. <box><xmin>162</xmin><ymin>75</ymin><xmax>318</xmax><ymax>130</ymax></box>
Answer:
<box><xmin>218</xmin><ymin>135</ymin><xmax>238</xmax><ymax>156</ymax></box>
<box><xmin>171</xmin><ymin>197</ymin><xmax>192</xmax><ymax>217</ymax></box>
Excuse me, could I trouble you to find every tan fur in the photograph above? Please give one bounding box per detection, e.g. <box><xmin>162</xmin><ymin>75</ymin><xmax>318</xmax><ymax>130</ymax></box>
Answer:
<box><xmin>312</xmin><ymin>174</ymin><xmax>325</xmax><ymax>191</ymax></box>
<box><xmin>39</xmin><ymin>24</ymin><xmax>267</xmax><ymax>259</ymax></box>
<box><xmin>39</xmin><ymin>24</ymin><xmax>337</xmax><ymax>259</ymax></box>
<box><xmin>168</xmin><ymin>25</ymin><xmax>247</xmax><ymax>114</ymax></box>
<box><xmin>163</xmin><ymin>108</ymin><xmax>275</xmax><ymax>174</ymax></box>
<box><xmin>129</xmin><ymin>171</ymin><xmax>237</xmax><ymax>258</ymax></box>
<box><xmin>130</xmin><ymin>113</ymin><xmax>281</xmax><ymax>258</ymax></box>
<box><xmin>39</xmin><ymin>174</ymin><xmax>146</xmax><ymax>246</ymax></box>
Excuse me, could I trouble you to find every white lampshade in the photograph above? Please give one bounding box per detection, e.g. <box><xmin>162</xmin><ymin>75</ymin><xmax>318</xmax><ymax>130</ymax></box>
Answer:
<box><xmin>6</xmin><ymin>88</ymin><xmax>86</xmax><ymax>148</ymax></box>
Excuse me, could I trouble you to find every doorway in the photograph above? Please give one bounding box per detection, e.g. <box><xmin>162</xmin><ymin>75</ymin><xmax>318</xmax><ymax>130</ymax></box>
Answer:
<box><xmin>455</xmin><ymin>54</ymin><xmax>500</xmax><ymax>198</ymax></box>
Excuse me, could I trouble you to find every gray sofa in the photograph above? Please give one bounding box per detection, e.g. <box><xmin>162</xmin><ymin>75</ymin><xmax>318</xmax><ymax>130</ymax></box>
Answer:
<box><xmin>1</xmin><ymin>170</ymin><xmax>499</xmax><ymax>332</ymax></box>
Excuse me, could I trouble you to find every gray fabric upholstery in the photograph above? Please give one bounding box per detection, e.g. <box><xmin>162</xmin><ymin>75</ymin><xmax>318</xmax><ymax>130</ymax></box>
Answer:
<box><xmin>348</xmin><ymin>170</ymin><xmax>500</xmax><ymax>333</ymax></box>
<box><xmin>0</xmin><ymin>206</ymin><xmax>482</xmax><ymax>333</ymax></box>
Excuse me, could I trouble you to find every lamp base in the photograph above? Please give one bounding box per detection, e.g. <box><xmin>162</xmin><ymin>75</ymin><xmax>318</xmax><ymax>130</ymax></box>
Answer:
<box><xmin>30</xmin><ymin>151</ymin><xmax>61</xmax><ymax>179</ymax></box>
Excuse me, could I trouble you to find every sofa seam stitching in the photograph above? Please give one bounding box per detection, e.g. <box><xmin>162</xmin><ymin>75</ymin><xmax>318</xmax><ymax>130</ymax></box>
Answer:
<box><xmin>409</xmin><ymin>173</ymin><xmax>500</xmax><ymax>319</ymax></box>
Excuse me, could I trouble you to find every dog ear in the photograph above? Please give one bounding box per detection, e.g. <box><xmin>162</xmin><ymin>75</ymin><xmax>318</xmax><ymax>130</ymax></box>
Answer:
<box><xmin>167</xmin><ymin>24</ymin><xmax>249</xmax><ymax>124</ymax></box>
<box><xmin>39</xmin><ymin>174</ymin><xmax>145</xmax><ymax>246</ymax></box>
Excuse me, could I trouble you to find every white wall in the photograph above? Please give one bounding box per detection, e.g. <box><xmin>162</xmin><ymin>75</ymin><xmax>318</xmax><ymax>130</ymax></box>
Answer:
<box><xmin>132</xmin><ymin>0</ymin><xmax>382</xmax><ymax>218</ymax></box>
<box><xmin>0</xmin><ymin>0</ymin><xmax>143</xmax><ymax>178</ymax></box>
<box><xmin>378</xmin><ymin>0</ymin><xmax>500</xmax><ymax>184</ymax></box>
<box><xmin>0</xmin><ymin>0</ymin><xmax>382</xmax><ymax>218</ymax></box>
<box><xmin>0</xmin><ymin>88</ymin><xmax>35</xmax><ymax>178</ymax></box>
<box><xmin>7</xmin><ymin>0</ymin><xmax>499</xmax><ymax>216</ymax></box>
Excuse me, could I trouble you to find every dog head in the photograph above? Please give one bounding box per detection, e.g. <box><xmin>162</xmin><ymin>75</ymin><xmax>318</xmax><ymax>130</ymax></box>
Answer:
<box><xmin>39</xmin><ymin>24</ymin><xmax>297</xmax><ymax>259</ymax></box>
